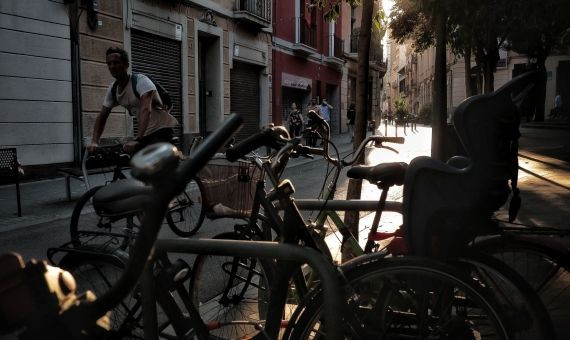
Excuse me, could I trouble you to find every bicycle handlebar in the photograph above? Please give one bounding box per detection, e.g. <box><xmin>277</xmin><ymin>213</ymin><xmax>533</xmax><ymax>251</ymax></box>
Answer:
<box><xmin>225</xmin><ymin>126</ymin><xmax>289</xmax><ymax>162</ymax></box>
<box><xmin>340</xmin><ymin>135</ymin><xmax>405</xmax><ymax>167</ymax></box>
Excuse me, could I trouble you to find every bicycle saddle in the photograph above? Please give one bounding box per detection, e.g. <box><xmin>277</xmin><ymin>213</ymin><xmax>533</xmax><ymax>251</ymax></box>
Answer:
<box><xmin>347</xmin><ymin>162</ymin><xmax>407</xmax><ymax>187</ymax></box>
<box><xmin>93</xmin><ymin>178</ymin><xmax>151</xmax><ymax>216</ymax></box>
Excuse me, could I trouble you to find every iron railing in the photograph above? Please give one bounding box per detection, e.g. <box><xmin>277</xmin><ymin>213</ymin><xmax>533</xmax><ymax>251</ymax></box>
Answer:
<box><xmin>350</xmin><ymin>33</ymin><xmax>384</xmax><ymax>63</ymax></box>
<box><xmin>331</xmin><ymin>35</ymin><xmax>343</xmax><ymax>59</ymax></box>
<box><xmin>235</xmin><ymin>0</ymin><xmax>271</xmax><ymax>22</ymax></box>
<box><xmin>297</xmin><ymin>17</ymin><xmax>317</xmax><ymax>48</ymax></box>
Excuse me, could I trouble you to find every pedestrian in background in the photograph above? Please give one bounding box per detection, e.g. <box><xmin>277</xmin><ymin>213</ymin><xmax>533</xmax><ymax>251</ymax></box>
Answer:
<box><xmin>347</xmin><ymin>103</ymin><xmax>355</xmax><ymax>142</ymax></box>
<box><xmin>288</xmin><ymin>102</ymin><xmax>303</xmax><ymax>137</ymax></box>
<box><xmin>320</xmin><ymin>98</ymin><xmax>333</xmax><ymax>125</ymax></box>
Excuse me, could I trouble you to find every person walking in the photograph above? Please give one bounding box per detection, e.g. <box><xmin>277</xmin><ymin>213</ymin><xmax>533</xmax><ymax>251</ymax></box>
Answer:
<box><xmin>305</xmin><ymin>98</ymin><xmax>321</xmax><ymax>146</ymax></box>
<box><xmin>288</xmin><ymin>102</ymin><xmax>304</xmax><ymax>137</ymax></box>
<box><xmin>347</xmin><ymin>103</ymin><xmax>355</xmax><ymax>142</ymax></box>
<box><xmin>88</xmin><ymin>47</ymin><xmax>178</xmax><ymax>154</ymax></box>
<box><xmin>320</xmin><ymin>98</ymin><xmax>333</xmax><ymax>125</ymax></box>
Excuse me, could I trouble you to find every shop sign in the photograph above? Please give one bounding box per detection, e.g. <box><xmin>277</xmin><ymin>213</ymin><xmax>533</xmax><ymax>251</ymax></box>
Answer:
<box><xmin>282</xmin><ymin>72</ymin><xmax>312</xmax><ymax>90</ymax></box>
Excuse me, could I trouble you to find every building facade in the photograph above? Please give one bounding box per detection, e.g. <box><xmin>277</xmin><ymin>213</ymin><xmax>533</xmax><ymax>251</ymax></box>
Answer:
<box><xmin>340</xmin><ymin>2</ymin><xmax>387</xmax><ymax>132</ymax></box>
<box><xmin>1</xmin><ymin>0</ymin><xmax>273</xmax><ymax>171</ymax></box>
<box><xmin>272</xmin><ymin>0</ymin><xmax>344</xmax><ymax>133</ymax></box>
<box><xmin>386</xmin><ymin>36</ymin><xmax>570</xmax><ymax>121</ymax></box>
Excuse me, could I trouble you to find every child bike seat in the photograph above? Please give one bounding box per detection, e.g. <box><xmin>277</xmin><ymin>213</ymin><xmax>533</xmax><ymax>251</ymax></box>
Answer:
<box><xmin>93</xmin><ymin>178</ymin><xmax>151</xmax><ymax>216</ymax></box>
<box><xmin>347</xmin><ymin>162</ymin><xmax>408</xmax><ymax>187</ymax></box>
<box><xmin>403</xmin><ymin>71</ymin><xmax>538</xmax><ymax>256</ymax></box>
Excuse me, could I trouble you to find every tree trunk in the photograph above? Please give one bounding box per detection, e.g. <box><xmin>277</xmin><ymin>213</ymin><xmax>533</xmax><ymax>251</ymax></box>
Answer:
<box><xmin>431</xmin><ymin>6</ymin><xmax>448</xmax><ymax>161</ymax></box>
<box><xmin>484</xmin><ymin>61</ymin><xmax>495</xmax><ymax>93</ymax></box>
<box><xmin>534</xmin><ymin>59</ymin><xmax>547</xmax><ymax>122</ymax></box>
<box><xmin>464</xmin><ymin>47</ymin><xmax>472</xmax><ymax>98</ymax></box>
<box><xmin>343</xmin><ymin>0</ymin><xmax>374</xmax><ymax>262</ymax></box>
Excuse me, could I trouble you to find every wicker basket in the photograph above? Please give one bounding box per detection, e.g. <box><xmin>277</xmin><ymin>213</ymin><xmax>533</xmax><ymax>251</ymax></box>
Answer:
<box><xmin>198</xmin><ymin>156</ymin><xmax>261</xmax><ymax>218</ymax></box>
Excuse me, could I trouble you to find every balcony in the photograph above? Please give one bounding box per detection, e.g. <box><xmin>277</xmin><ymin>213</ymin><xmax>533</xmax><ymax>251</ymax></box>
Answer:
<box><xmin>346</xmin><ymin>34</ymin><xmax>387</xmax><ymax>74</ymax></box>
<box><xmin>325</xmin><ymin>35</ymin><xmax>344</xmax><ymax>68</ymax></box>
<box><xmin>345</xmin><ymin>33</ymin><xmax>359</xmax><ymax>59</ymax></box>
<box><xmin>234</xmin><ymin>0</ymin><xmax>271</xmax><ymax>29</ymax></box>
<box><xmin>292</xmin><ymin>17</ymin><xmax>317</xmax><ymax>56</ymax></box>
<box><xmin>369</xmin><ymin>45</ymin><xmax>387</xmax><ymax>75</ymax></box>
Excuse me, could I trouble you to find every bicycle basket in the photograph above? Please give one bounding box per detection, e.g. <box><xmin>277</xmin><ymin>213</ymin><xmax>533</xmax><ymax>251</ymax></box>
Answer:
<box><xmin>198</xmin><ymin>156</ymin><xmax>261</xmax><ymax>218</ymax></box>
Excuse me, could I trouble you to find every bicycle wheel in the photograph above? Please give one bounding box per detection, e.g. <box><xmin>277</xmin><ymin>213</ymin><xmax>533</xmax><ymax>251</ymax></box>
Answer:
<box><xmin>58</xmin><ymin>251</ymin><xmax>144</xmax><ymax>339</ymax></box>
<box><xmin>69</xmin><ymin>185</ymin><xmax>138</xmax><ymax>250</ymax></box>
<box><xmin>475</xmin><ymin>235</ymin><xmax>570</xmax><ymax>339</ymax></box>
<box><xmin>453</xmin><ymin>251</ymin><xmax>554</xmax><ymax>340</ymax></box>
<box><xmin>166</xmin><ymin>177</ymin><xmax>205</xmax><ymax>237</ymax></box>
<box><xmin>284</xmin><ymin>256</ymin><xmax>513</xmax><ymax>339</ymax></box>
<box><xmin>189</xmin><ymin>231</ymin><xmax>298</xmax><ymax>339</ymax></box>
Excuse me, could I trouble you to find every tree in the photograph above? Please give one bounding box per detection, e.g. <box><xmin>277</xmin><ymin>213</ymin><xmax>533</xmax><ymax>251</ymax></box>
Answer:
<box><xmin>320</xmin><ymin>0</ymin><xmax>384</xmax><ymax>260</ymax></box>
<box><xmin>388</xmin><ymin>0</ymin><xmax>449</xmax><ymax>160</ymax></box>
<box><xmin>508</xmin><ymin>0</ymin><xmax>570</xmax><ymax>121</ymax></box>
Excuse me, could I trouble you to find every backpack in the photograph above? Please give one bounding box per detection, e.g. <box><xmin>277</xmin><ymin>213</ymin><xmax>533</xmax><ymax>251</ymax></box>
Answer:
<box><xmin>111</xmin><ymin>73</ymin><xmax>172</xmax><ymax>110</ymax></box>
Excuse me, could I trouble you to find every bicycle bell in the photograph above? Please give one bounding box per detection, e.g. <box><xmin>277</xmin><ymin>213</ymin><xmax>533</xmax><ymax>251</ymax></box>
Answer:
<box><xmin>131</xmin><ymin>143</ymin><xmax>183</xmax><ymax>182</ymax></box>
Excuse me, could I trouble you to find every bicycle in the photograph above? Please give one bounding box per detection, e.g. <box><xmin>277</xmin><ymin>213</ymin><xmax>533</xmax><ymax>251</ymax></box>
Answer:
<box><xmin>5</xmin><ymin>113</ymin><xmax>512</xmax><ymax>339</ymax></box>
<box><xmin>214</xmin><ymin>122</ymin><xmax>554</xmax><ymax>340</ymax></box>
<box><xmin>185</xmin><ymin>125</ymin><xmax>520</xmax><ymax>339</ymax></box>
<box><xmin>278</xmin><ymin>77</ymin><xmax>560</xmax><ymax>339</ymax></box>
<box><xmin>69</xmin><ymin>140</ymin><xmax>206</xmax><ymax>246</ymax></box>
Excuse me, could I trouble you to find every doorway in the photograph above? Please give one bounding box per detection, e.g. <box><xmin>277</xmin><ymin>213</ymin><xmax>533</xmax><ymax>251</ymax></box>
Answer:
<box><xmin>198</xmin><ymin>34</ymin><xmax>221</xmax><ymax>136</ymax></box>
<box><xmin>131</xmin><ymin>29</ymin><xmax>182</xmax><ymax>146</ymax></box>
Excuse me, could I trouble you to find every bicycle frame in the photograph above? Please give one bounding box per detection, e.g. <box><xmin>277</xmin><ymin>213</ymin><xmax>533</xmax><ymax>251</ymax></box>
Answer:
<box><xmin>144</xmin><ymin>239</ymin><xmax>344</xmax><ymax>340</ymax></box>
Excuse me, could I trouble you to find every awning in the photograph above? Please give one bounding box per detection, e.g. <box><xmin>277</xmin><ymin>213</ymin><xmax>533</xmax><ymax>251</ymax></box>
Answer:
<box><xmin>282</xmin><ymin>72</ymin><xmax>312</xmax><ymax>91</ymax></box>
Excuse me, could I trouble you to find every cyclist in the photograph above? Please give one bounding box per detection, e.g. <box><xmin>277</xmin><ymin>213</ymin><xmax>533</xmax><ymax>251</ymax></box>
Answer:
<box><xmin>88</xmin><ymin>47</ymin><xmax>178</xmax><ymax>154</ymax></box>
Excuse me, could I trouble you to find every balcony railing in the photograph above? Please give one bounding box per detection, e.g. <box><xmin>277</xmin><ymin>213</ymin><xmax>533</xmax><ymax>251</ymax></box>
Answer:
<box><xmin>234</xmin><ymin>0</ymin><xmax>271</xmax><ymax>28</ymax></box>
<box><xmin>292</xmin><ymin>17</ymin><xmax>317</xmax><ymax>55</ymax></box>
<box><xmin>299</xmin><ymin>18</ymin><xmax>317</xmax><ymax>48</ymax></box>
<box><xmin>350</xmin><ymin>33</ymin><xmax>358</xmax><ymax>54</ymax></box>
<box><xmin>349</xmin><ymin>34</ymin><xmax>384</xmax><ymax>60</ymax></box>
<box><xmin>331</xmin><ymin>35</ymin><xmax>343</xmax><ymax>59</ymax></box>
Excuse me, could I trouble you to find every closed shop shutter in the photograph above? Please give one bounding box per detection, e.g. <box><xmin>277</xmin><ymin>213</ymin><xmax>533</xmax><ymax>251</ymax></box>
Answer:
<box><xmin>231</xmin><ymin>62</ymin><xmax>260</xmax><ymax>141</ymax></box>
<box><xmin>131</xmin><ymin>29</ymin><xmax>182</xmax><ymax>147</ymax></box>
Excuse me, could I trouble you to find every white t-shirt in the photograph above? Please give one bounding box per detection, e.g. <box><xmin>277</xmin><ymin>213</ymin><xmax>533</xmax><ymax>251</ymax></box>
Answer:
<box><xmin>103</xmin><ymin>74</ymin><xmax>178</xmax><ymax>136</ymax></box>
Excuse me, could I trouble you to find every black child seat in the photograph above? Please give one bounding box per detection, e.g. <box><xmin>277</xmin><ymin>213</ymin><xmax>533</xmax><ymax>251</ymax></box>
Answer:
<box><xmin>402</xmin><ymin>71</ymin><xmax>538</xmax><ymax>256</ymax></box>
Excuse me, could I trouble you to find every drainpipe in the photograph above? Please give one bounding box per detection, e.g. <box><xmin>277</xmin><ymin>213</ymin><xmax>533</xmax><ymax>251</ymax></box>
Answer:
<box><xmin>69</xmin><ymin>1</ymin><xmax>83</xmax><ymax>165</ymax></box>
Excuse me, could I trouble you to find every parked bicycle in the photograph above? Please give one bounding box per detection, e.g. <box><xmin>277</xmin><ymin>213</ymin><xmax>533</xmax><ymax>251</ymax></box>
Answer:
<box><xmin>212</xmin><ymin>120</ymin><xmax>553</xmax><ymax>340</ymax></box>
<box><xmin>287</xmin><ymin>72</ymin><xmax>565</xmax><ymax>339</ymax></box>
<box><xmin>25</xmin><ymin>116</ymin><xmax>515</xmax><ymax>339</ymax></box>
<box><xmin>69</xmin><ymin>140</ymin><xmax>206</xmax><ymax>248</ymax></box>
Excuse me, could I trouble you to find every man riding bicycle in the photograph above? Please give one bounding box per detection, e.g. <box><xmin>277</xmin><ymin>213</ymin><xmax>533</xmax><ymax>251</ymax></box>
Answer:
<box><xmin>88</xmin><ymin>47</ymin><xmax>178</xmax><ymax>154</ymax></box>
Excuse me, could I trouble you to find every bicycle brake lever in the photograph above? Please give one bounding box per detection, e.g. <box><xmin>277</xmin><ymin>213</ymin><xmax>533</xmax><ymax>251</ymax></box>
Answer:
<box><xmin>382</xmin><ymin>145</ymin><xmax>399</xmax><ymax>154</ymax></box>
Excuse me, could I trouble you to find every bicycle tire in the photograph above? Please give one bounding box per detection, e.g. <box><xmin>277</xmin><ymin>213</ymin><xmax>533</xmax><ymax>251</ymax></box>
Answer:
<box><xmin>188</xmin><ymin>231</ymin><xmax>298</xmax><ymax>339</ymax></box>
<box><xmin>69</xmin><ymin>185</ymin><xmax>137</xmax><ymax>250</ymax></box>
<box><xmin>166</xmin><ymin>177</ymin><xmax>206</xmax><ymax>237</ymax></box>
<box><xmin>284</xmin><ymin>256</ymin><xmax>513</xmax><ymax>340</ymax></box>
<box><xmin>58</xmin><ymin>250</ymin><xmax>145</xmax><ymax>339</ymax></box>
<box><xmin>69</xmin><ymin>186</ymin><xmax>103</xmax><ymax>246</ymax></box>
<box><xmin>475</xmin><ymin>235</ymin><xmax>570</xmax><ymax>339</ymax></box>
<box><xmin>453</xmin><ymin>250</ymin><xmax>555</xmax><ymax>340</ymax></box>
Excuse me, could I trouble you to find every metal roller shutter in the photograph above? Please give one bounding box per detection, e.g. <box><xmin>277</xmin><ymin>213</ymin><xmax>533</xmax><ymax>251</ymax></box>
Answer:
<box><xmin>131</xmin><ymin>29</ymin><xmax>183</xmax><ymax>147</ymax></box>
<box><xmin>231</xmin><ymin>62</ymin><xmax>260</xmax><ymax>141</ymax></box>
